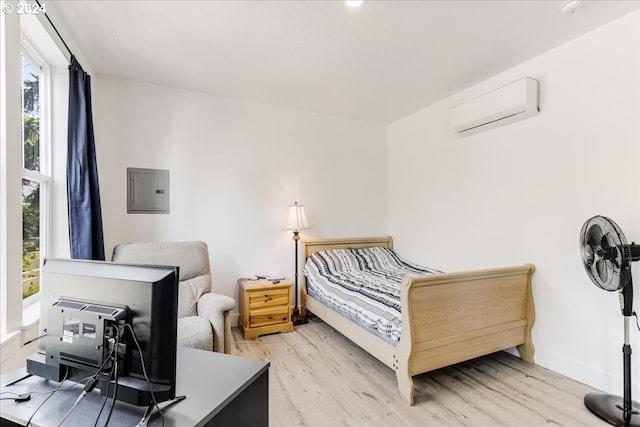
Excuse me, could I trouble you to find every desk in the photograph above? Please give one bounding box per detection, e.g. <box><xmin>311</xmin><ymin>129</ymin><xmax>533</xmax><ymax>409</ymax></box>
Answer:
<box><xmin>1</xmin><ymin>347</ymin><xmax>269</xmax><ymax>426</ymax></box>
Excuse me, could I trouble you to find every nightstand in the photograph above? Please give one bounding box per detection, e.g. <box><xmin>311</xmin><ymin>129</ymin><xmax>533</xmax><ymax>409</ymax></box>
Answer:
<box><xmin>238</xmin><ymin>278</ymin><xmax>294</xmax><ymax>339</ymax></box>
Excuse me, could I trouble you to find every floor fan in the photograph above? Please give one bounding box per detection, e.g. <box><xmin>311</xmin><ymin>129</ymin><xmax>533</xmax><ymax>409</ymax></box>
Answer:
<box><xmin>580</xmin><ymin>215</ymin><xmax>640</xmax><ymax>427</ymax></box>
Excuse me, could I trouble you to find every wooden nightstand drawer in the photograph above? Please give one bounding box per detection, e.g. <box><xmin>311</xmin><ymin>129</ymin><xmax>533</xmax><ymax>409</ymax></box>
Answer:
<box><xmin>238</xmin><ymin>278</ymin><xmax>294</xmax><ymax>339</ymax></box>
<box><xmin>249</xmin><ymin>305</ymin><xmax>290</xmax><ymax>328</ymax></box>
<box><xmin>248</xmin><ymin>288</ymin><xmax>289</xmax><ymax>309</ymax></box>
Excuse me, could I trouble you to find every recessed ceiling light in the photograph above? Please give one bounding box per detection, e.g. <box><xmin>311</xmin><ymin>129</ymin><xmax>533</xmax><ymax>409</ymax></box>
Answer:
<box><xmin>346</xmin><ymin>0</ymin><xmax>364</xmax><ymax>8</ymax></box>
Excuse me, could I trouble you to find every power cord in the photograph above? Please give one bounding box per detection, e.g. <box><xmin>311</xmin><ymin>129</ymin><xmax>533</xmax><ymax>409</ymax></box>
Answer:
<box><xmin>93</xmin><ymin>364</ymin><xmax>115</xmax><ymax>427</ymax></box>
<box><xmin>94</xmin><ymin>335</ymin><xmax>120</xmax><ymax>427</ymax></box>
<box><xmin>53</xmin><ymin>323</ymin><xmax>168</xmax><ymax>427</ymax></box>
<box><xmin>103</xmin><ymin>335</ymin><xmax>120</xmax><ymax>426</ymax></box>
<box><xmin>55</xmin><ymin>375</ymin><xmax>101</xmax><ymax>427</ymax></box>
<box><xmin>57</xmin><ymin>337</ymin><xmax>118</xmax><ymax>426</ymax></box>
<box><xmin>124</xmin><ymin>323</ymin><xmax>165</xmax><ymax>427</ymax></box>
<box><xmin>633</xmin><ymin>311</ymin><xmax>640</xmax><ymax>332</ymax></box>
<box><xmin>1</xmin><ymin>373</ymin><xmax>96</xmax><ymax>404</ymax></box>
<box><xmin>25</xmin><ymin>366</ymin><xmax>69</xmax><ymax>426</ymax></box>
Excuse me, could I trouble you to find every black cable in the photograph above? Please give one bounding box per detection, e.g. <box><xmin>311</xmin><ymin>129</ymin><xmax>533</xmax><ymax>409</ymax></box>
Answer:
<box><xmin>103</xmin><ymin>334</ymin><xmax>120</xmax><ymax>426</ymax></box>
<box><xmin>56</xmin><ymin>365</ymin><xmax>108</xmax><ymax>426</ymax></box>
<box><xmin>22</xmin><ymin>333</ymin><xmax>47</xmax><ymax>346</ymax></box>
<box><xmin>25</xmin><ymin>366</ymin><xmax>69</xmax><ymax>426</ymax></box>
<box><xmin>56</xmin><ymin>339</ymin><xmax>119</xmax><ymax>426</ymax></box>
<box><xmin>94</xmin><ymin>339</ymin><xmax>119</xmax><ymax>427</ymax></box>
<box><xmin>93</xmin><ymin>376</ymin><xmax>112</xmax><ymax>427</ymax></box>
<box><xmin>1</xmin><ymin>374</ymin><xmax>96</xmax><ymax>409</ymax></box>
<box><xmin>34</xmin><ymin>0</ymin><xmax>74</xmax><ymax>59</ymax></box>
<box><xmin>124</xmin><ymin>323</ymin><xmax>165</xmax><ymax>427</ymax></box>
<box><xmin>633</xmin><ymin>311</ymin><xmax>640</xmax><ymax>332</ymax></box>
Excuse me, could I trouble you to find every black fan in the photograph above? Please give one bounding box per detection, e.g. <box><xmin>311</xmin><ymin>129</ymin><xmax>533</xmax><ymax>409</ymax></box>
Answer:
<box><xmin>580</xmin><ymin>215</ymin><xmax>640</xmax><ymax>427</ymax></box>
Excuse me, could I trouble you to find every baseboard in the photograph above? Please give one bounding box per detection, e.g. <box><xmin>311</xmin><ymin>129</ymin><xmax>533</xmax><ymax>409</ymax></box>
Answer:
<box><xmin>534</xmin><ymin>347</ymin><xmax>639</xmax><ymax>398</ymax></box>
<box><xmin>229</xmin><ymin>312</ymin><xmax>239</xmax><ymax>328</ymax></box>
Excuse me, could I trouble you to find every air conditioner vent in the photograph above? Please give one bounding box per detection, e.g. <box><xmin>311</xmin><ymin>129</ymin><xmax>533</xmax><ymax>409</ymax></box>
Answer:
<box><xmin>450</xmin><ymin>77</ymin><xmax>540</xmax><ymax>137</ymax></box>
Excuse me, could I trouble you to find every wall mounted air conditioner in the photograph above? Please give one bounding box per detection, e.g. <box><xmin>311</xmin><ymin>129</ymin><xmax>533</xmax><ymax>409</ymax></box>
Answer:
<box><xmin>450</xmin><ymin>77</ymin><xmax>539</xmax><ymax>137</ymax></box>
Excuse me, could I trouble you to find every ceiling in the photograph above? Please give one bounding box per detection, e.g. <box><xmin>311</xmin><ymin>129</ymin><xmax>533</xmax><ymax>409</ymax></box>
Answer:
<box><xmin>50</xmin><ymin>0</ymin><xmax>639</xmax><ymax>124</ymax></box>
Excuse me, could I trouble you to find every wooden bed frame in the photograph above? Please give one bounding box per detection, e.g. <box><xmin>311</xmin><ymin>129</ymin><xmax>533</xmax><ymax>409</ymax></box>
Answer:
<box><xmin>301</xmin><ymin>236</ymin><xmax>535</xmax><ymax>405</ymax></box>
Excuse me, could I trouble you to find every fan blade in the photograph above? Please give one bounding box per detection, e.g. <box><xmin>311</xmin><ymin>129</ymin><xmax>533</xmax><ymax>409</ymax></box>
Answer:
<box><xmin>582</xmin><ymin>244</ymin><xmax>594</xmax><ymax>265</ymax></box>
<box><xmin>595</xmin><ymin>259</ymin><xmax>608</xmax><ymax>283</ymax></box>
<box><xmin>587</xmin><ymin>225</ymin><xmax>604</xmax><ymax>251</ymax></box>
<box><xmin>582</xmin><ymin>224</ymin><xmax>604</xmax><ymax>267</ymax></box>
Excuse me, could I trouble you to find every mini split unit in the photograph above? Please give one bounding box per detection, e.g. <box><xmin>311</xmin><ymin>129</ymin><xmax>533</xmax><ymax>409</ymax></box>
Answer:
<box><xmin>450</xmin><ymin>77</ymin><xmax>540</xmax><ymax>137</ymax></box>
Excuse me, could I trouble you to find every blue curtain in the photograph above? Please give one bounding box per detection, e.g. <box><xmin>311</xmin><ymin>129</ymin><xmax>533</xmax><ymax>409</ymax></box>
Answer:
<box><xmin>67</xmin><ymin>55</ymin><xmax>105</xmax><ymax>260</ymax></box>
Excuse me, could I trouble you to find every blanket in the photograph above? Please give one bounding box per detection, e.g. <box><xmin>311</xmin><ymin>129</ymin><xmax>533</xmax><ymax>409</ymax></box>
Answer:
<box><xmin>304</xmin><ymin>246</ymin><xmax>441</xmax><ymax>345</ymax></box>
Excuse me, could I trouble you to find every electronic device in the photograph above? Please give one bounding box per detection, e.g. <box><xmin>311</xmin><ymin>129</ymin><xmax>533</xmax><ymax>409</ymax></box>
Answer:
<box><xmin>580</xmin><ymin>215</ymin><xmax>640</xmax><ymax>427</ymax></box>
<box><xmin>26</xmin><ymin>258</ymin><xmax>179</xmax><ymax>407</ymax></box>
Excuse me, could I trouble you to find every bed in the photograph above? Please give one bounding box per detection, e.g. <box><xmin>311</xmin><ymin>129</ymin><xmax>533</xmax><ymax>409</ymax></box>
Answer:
<box><xmin>301</xmin><ymin>236</ymin><xmax>535</xmax><ymax>405</ymax></box>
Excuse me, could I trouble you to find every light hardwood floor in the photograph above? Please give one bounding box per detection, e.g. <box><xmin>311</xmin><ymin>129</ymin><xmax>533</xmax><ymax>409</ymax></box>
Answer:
<box><xmin>231</xmin><ymin>317</ymin><xmax>607</xmax><ymax>427</ymax></box>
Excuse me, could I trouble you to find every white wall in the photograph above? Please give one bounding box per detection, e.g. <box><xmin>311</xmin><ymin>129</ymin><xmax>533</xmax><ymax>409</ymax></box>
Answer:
<box><xmin>388</xmin><ymin>11</ymin><xmax>640</xmax><ymax>396</ymax></box>
<box><xmin>94</xmin><ymin>78</ymin><xmax>387</xmax><ymax>323</ymax></box>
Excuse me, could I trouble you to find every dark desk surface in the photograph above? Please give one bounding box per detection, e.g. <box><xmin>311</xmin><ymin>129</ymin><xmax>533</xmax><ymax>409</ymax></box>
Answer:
<box><xmin>1</xmin><ymin>346</ymin><xmax>269</xmax><ymax>426</ymax></box>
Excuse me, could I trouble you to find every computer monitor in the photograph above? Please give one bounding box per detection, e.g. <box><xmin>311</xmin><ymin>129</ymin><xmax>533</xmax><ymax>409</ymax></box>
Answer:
<box><xmin>26</xmin><ymin>258</ymin><xmax>179</xmax><ymax>406</ymax></box>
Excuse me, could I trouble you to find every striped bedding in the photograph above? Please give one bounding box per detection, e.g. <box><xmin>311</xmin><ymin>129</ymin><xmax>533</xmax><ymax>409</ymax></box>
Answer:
<box><xmin>303</xmin><ymin>246</ymin><xmax>441</xmax><ymax>345</ymax></box>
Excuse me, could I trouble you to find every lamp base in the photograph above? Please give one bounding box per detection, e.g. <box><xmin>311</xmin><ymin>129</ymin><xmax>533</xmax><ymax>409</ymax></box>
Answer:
<box><xmin>585</xmin><ymin>393</ymin><xmax>640</xmax><ymax>427</ymax></box>
<box><xmin>292</xmin><ymin>308</ymin><xmax>308</xmax><ymax>326</ymax></box>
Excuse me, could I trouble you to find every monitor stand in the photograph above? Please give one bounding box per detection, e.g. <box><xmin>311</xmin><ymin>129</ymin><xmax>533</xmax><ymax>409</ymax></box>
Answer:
<box><xmin>25</xmin><ymin>352</ymin><xmax>175</xmax><ymax>406</ymax></box>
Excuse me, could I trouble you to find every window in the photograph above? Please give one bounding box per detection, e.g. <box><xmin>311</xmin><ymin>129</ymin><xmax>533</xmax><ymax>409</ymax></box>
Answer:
<box><xmin>21</xmin><ymin>47</ymin><xmax>50</xmax><ymax>304</ymax></box>
<box><xmin>1</xmin><ymin>6</ymin><xmax>65</xmax><ymax>344</ymax></box>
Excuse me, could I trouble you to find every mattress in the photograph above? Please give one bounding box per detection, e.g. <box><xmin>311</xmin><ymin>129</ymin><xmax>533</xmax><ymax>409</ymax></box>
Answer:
<box><xmin>303</xmin><ymin>246</ymin><xmax>441</xmax><ymax>345</ymax></box>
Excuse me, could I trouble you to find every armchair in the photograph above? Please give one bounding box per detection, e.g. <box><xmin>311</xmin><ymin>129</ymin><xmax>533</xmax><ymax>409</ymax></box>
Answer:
<box><xmin>111</xmin><ymin>241</ymin><xmax>236</xmax><ymax>354</ymax></box>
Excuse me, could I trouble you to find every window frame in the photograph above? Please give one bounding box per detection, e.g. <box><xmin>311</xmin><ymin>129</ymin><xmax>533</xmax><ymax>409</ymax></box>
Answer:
<box><xmin>20</xmin><ymin>37</ymin><xmax>51</xmax><ymax>309</ymax></box>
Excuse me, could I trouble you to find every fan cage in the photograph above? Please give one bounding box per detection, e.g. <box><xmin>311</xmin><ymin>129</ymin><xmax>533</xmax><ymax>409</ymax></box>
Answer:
<box><xmin>580</xmin><ymin>215</ymin><xmax>631</xmax><ymax>292</ymax></box>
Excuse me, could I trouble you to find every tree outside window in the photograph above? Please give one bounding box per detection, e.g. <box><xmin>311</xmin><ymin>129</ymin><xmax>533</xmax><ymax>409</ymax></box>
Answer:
<box><xmin>22</xmin><ymin>54</ymin><xmax>42</xmax><ymax>299</ymax></box>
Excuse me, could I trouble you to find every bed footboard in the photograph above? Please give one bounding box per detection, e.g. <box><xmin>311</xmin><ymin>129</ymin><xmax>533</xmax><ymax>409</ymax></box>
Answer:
<box><xmin>301</xmin><ymin>237</ymin><xmax>535</xmax><ymax>406</ymax></box>
<box><xmin>395</xmin><ymin>264</ymin><xmax>535</xmax><ymax>405</ymax></box>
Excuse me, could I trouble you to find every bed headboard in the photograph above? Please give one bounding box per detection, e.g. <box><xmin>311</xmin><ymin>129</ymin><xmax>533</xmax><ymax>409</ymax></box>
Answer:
<box><xmin>302</xmin><ymin>236</ymin><xmax>394</xmax><ymax>260</ymax></box>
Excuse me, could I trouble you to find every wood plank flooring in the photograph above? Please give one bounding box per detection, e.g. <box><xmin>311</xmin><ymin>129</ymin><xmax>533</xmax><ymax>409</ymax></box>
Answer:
<box><xmin>232</xmin><ymin>317</ymin><xmax>607</xmax><ymax>427</ymax></box>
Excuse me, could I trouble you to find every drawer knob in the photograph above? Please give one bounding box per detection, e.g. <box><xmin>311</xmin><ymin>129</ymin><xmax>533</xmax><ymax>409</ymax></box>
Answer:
<box><xmin>264</xmin><ymin>295</ymin><xmax>273</xmax><ymax>302</ymax></box>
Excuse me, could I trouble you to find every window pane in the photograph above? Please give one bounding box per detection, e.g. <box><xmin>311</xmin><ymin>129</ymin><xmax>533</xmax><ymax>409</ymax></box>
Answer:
<box><xmin>22</xmin><ymin>179</ymin><xmax>40</xmax><ymax>299</ymax></box>
<box><xmin>22</xmin><ymin>55</ymin><xmax>40</xmax><ymax>172</ymax></box>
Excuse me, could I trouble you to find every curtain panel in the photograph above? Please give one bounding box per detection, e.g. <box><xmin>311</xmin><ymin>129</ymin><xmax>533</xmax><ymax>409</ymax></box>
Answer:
<box><xmin>67</xmin><ymin>55</ymin><xmax>105</xmax><ymax>260</ymax></box>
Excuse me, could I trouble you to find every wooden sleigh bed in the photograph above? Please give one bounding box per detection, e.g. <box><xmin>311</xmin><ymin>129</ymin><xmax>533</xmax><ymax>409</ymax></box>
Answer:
<box><xmin>301</xmin><ymin>236</ymin><xmax>535</xmax><ymax>405</ymax></box>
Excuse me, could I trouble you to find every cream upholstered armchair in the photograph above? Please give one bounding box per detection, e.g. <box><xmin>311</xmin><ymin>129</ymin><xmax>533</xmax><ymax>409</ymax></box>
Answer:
<box><xmin>111</xmin><ymin>241</ymin><xmax>236</xmax><ymax>354</ymax></box>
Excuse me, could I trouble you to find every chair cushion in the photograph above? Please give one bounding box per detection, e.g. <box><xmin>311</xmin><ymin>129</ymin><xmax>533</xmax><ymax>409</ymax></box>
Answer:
<box><xmin>180</xmin><ymin>274</ymin><xmax>211</xmax><ymax>317</ymax></box>
<box><xmin>112</xmin><ymin>241</ymin><xmax>212</xmax><ymax>317</ymax></box>
<box><xmin>177</xmin><ymin>316</ymin><xmax>213</xmax><ymax>351</ymax></box>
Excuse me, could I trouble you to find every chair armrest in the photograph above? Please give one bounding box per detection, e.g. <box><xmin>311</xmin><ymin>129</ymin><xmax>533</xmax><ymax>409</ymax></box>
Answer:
<box><xmin>197</xmin><ymin>293</ymin><xmax>236</xmax><ymax>353</ymax></box>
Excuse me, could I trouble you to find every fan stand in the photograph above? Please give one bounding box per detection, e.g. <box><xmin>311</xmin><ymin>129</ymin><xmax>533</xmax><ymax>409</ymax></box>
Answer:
<box><xmin>585</xmin><ymin>282</ymin><xmax>640</xmax><ymax>427</ymax></box>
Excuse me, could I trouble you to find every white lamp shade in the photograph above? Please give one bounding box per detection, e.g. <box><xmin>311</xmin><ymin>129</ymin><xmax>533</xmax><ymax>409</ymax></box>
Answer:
<box><xmin>284</xmin><ymin>202</ymin><xmax>309</xmax><ymax>231</ymax></box>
